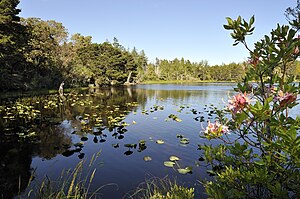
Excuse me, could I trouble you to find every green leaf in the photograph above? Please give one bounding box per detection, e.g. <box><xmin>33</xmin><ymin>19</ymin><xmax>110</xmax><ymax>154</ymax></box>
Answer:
<box><xmin>254</xmin><ymin>160</ymin><xmax>265</xmax><ymax>166</ymax></box>
<box><xmin>169</xmin><ymin>156</ymin><xmax>180</xmax><ymax>161</ymax></box>
<box><xmin>180</xmin><ymin>138</ymin><xmax>190</xmax><ymax>144</ymax></box>
<box><xmin>177</xmin><ymin>166</ymin><xmax>192</xmax><ymax>174</ymax></box>
<box><xmin>249</xmin><ymin>15</ymin><xmax>255</xmax><ymax>26</ymax></box>
<box><xmin>223</xmin><ymin>24</ymin><xmax>232</xmax><ymax>30</ymax></box>
<box><xmin>164</xmin><ymin>161</ymin><xmax>175</xmax><ymax>167</ymax></box>
<box><xmin>156</xmin><ymin>139</ymin><xmax>165</xmax><ymax>144</ymax></box>
<box><xmin>143</xmin><ymin>156</ymin><xmax>152</xmax><ymax>162</ymax></box>
<box><xmin>226</xmin><ymin>17</ymin><xmax>234</xmax><ymax>26</ymax></box>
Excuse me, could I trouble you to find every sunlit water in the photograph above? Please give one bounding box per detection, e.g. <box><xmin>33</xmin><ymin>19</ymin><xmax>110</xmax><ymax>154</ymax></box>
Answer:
<box><xmin>1</xmin><ymin>83</ymin><xmax>238</xmax><ymax>198</ymax></box>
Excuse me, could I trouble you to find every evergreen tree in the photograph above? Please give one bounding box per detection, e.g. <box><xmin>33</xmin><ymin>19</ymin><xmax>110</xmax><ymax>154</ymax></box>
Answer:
<box><xmin>0</xmin><ymin>0</ymin><xmax>27</xmax><ymax>90</ymax></box>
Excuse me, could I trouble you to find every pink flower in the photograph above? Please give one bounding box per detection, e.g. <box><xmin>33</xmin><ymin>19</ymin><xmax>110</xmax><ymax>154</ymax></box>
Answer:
<box><xmin>228</xmin><ymin>92</ymin><xmax>252</xmax><ymax>114</ymax></box>
<box><xmin>275</xmin><ymin>90</ymin><xmax>297</xmax><ymax>107</ymax></box>
<box><xmin>204</xmin><ymin>121</ymin><xmax>229</xmax><ymax>137</ymax></box>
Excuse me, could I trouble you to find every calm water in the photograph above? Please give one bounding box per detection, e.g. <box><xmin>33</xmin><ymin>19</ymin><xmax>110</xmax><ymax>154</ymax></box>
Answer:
<box><xmin>0</xmin><ymin>83</ymin><xmax>236</xmax><ymax>199</ymax></box>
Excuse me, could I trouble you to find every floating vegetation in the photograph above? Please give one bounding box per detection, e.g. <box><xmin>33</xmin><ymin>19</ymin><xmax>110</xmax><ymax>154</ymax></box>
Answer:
<box><xmin>166</xmin><ymin>114</ymin><xmax>182</xmax><ymax>122</ymax></box>
<box><xmin>177</xmin><ymin>167</ymin><xmax>193</xmax><ymax>175</ymax></box>
<box><xmin>164</xmin><ymin>161</ymin><xmax>176</xmax><ymax>167</ymax></box>
<box><xmin>163</xmin><ymin>156</ymin><xmax>193</xmax><ymax>175</ymax></box>
<box><xmin>151</xmin><ymin>104</ymin><xmax>164</xmax><ymax>111</ymax></box>
<box><xmin>176</xmin><ymin>135</ymin><xmax>190</xmax><ymax>145</ymax></box>
<box><xmin>169</xmin><ymin>156</ymin><xmax>180</xmax><ymax>161</ymax></box>
<box><xmin>156</xmin><ymin>139</ymin><xmax>165</xmax><ymax>144</ymax></box>
<box><xmin>179</xmin><ymin>138</ymin><xmax>190</xmax><ymax>145</ymax></box>
<box><xmin>143</xmin><ymin>156</ymin><xmax>152</xmax><ymax>162</ymax></box>
<box><xmin>112</xmin><ymin>143</ymin><xmax>119</xmax><ymax>148</ymax></box>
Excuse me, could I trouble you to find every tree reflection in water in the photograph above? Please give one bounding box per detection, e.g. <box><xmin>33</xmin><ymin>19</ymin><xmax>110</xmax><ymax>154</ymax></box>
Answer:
<box><xmin>0</xmin><ymin>86</ymin><xmax>140</xmax><ymax>198</ymax></box>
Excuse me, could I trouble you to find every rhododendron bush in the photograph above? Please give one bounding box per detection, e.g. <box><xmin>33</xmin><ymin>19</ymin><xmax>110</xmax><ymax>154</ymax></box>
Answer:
<box><xmin>200</xmin><ymin>6</ymin><xmax>300</xmax><ymax>198</ymax></box>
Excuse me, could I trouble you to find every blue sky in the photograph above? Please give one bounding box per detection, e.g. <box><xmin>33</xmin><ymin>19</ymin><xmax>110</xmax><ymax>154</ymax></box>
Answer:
<box><xmin>18</xmin><ymin>0</ymin><xmax>296</xmax><ymax>65</ymax></box>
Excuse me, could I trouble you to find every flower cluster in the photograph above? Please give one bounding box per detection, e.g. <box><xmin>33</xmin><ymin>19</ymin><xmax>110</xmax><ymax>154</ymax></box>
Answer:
<box><xmin>274</xmin><ymin>90</ymin><xmax>297</xmax><ymax>107</ymax></box>
<box><xmin>228</xmin><ymin>92</ymin><xmax>252</xmax><ymax>114</ymax></box>
<box><xmin>204</xmin><ymin>120</ymin><xmax>229</xmax><ymax>137</ymax></box>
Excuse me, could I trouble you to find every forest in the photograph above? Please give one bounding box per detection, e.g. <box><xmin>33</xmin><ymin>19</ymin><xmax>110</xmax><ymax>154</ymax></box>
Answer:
<box><xmin>1</xmin><ymin>0</ymin><xmax>300</xmax><ymax>92</ymax></box>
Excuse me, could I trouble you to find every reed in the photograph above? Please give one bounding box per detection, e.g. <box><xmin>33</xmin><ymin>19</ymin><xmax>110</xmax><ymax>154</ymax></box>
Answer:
<box><xmin>25</xmin><ymin>151</ymin><xmax>117</xmax><ymax>199</ymax></box>
<box><xmin>128</xmin><ymin>176</ymin><xmax>194</xmax><ymax>199</ymax></box>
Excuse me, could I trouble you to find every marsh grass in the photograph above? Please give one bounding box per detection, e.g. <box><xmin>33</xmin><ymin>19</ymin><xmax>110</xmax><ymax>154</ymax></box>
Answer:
<box><xmin>127</xmin><ymin>176</ymin><xmax>194</xmax><ymax>199</ymax></box>
<box><xmin>25</xmin><ymin>151</ymin><xmax>117</xmax><ymax>199</ymax></box>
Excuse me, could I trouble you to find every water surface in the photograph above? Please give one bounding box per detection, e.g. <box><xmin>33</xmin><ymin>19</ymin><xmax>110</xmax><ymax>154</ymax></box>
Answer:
<box><xmin>0</xmin><ymin>83</ymin><xmax>236</xmax><ymax>198</ymax></box>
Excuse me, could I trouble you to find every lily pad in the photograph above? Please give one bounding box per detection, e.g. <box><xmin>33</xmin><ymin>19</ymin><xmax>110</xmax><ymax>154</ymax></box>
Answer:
<box><xmin>74</xmin><ymin>142</ymin><xmax>84</xmax><ymax>148</ymax></box>
<box><xmin>180</xmin><ymin>138</ymin><xmax>190</xmax><ymax>144</ymax></box>
<box><xmin>177</xmin><ymin>166</ymin><xmax>192</xmax><ymax>174</ymax></box>
<box><xmin>124</xmin><ymin>150</ymin><xmax>133</xmax><ymax>156</ymax></box>
<box><xmin>174</xmin><ymin>118</ymin><xmax>182</xmax><ymax>122</ymax></box>
<box><xmin>143</xmin><ymin>156</ymin><xmax>152</xmax><ymax>162</ymax></box>
<box><xmin>156</xmin><ymin>139</ymin><xmax>165</xmax><ymax>144</ymax></box>
<box><xmin>164</xmin><ymin>161</ymin><xmax>175</xmax><ymax>167</ymax></box>
<box><xmin>139</xmin><ymin>140</ymin><xmax>146</xmax><ymax>145</ymax></box>
<box><xmin>81</xmin><ymin>136</ymin><xmax>88</xmax><ymax>141</ymax></box>
<box><xmin>169</xmin><ymin>156</ymin><xmax>180</xmax><ymax>161</ymax></box>
<box><xmin>124</xmin><ymin>143</ymin><xmax>137</xmax><ymax>148</ymax></box>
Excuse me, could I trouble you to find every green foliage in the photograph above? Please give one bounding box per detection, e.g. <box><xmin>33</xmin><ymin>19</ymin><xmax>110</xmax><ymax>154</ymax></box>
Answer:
<box><xmin>201</xmin><ymin>10</ymin><xmax>300</xmax><ymax>199</ymax></box>
<box><xmin>141</xmin><ymin>58</ymin><xmax>246</xmax><ymax>82</ymax></box>
<box><xmin>26</xmin><ymin>152</ymin><xmax>111</xmax><ymax>199</ymax></box>
<box><xmin>0</xmin><ymin>0</ymin><xmax>28</xmax><ymax>91</ymax></box>
<box><xmin>0</xmin><ymin>1</ymin><xmax>144</xmax><ymax>91</ymax></box>
<box><xmin>130</xmin><ymin>177</ymin><xmax>194</xmax><ymax>199</ymax></box>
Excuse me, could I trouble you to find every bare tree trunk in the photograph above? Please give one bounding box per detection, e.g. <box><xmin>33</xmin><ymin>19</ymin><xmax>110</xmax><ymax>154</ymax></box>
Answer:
<box><xmin>125</xmin><ymin>71</ymin><xmax>132</xmax><ymax>85</ymax></box>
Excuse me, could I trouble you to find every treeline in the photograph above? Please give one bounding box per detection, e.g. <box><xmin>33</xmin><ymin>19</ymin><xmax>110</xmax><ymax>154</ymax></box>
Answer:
<box><xmin>2</xmin><ymin>0</ymin><xmax>300</xmax><ymax>92</ymax></box>
<box><xmin>141</xmin><ymin>58</ymin><xmax>300</xmax><ymax>82</ymax></box>
<box><xmin>141</xmin><ymin>59</ymin><xmax>246</xmax><ymax>81</ymax></box>
<box><xmin>0</xmin><ymin>0</ymin><xmax>147</xmax><ymax>91</ymax></box>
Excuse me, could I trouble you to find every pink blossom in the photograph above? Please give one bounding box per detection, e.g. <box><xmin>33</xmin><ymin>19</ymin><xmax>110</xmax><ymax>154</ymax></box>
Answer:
<box><xmin>274</xmin><ymin>90</ymin><xmax>297</xmax><ymax>107</ymax></box>
<box><xmin>204</xmin><ymin>121</ymin><xmax>229</xmax><ymax>137</ymax></box>
<box><xmin>228</xmin><ymin>92</ymin><xmax>252</xmax><ymax>114</ymax></box>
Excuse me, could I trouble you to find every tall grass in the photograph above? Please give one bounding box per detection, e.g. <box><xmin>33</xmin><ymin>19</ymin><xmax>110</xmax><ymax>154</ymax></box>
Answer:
<box><xmin>25</xmin><ymin>151</ymin><xmax>117</xmax><ymax>199</ymax></box>
<box><xmin>128</xmin><ymin>176</ymin><xmax>195</xmax><ymax>199</ymax></box>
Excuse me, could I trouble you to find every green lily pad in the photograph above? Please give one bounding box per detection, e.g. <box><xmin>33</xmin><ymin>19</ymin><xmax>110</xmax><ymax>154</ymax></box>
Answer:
<box><xmin>180</xmin><ymin>138</ymin><xmax>190</xmax><ymax>144</ymax></box>
<box><xmin>139</xmin><ymin>140</ymin><xmax>146</xmax><ymax>144</ymax></box>
<box><xmin>175</xmin><ymin>118</ymin><xmax>182</xmax><ymax>122</ymax></box>
<box><xmin>177</xmin><ymin>166</ymin><xmax>192</xmax><ymax>174</ymax></box>
<box><xmin>81</xmin><ymin>136</ymin><xmax>88</xmax><ymax>141</ymax></box>
<box><xmin>143</xmin><ymin>156</ymin><xmax>152</xmax><ymax>162</ymax></box>
<box><xmin>164</xmin><ymin>161</ymin><xmax>175</xmax><ymax>167</ymax></box>
<box><xmin>169</xmin><ymin>156</ymin><xmax>180</xmax><ymax>161</ymax></box>
<box><xmin>156</xmin><ymin>139</ymin><xmax>165</xmax><ymax>144</ymax></box>
<box><xmin>124</xmin><ymin>143</ymin><xmax>137</xmax><ymax>148</ymax></box>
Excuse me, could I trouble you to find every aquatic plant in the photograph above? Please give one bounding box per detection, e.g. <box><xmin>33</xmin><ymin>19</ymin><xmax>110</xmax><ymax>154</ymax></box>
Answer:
<box><xmin>25</xmin><ymin>152</ymin><xmax>117</xmax><ymax>198</ymax></box>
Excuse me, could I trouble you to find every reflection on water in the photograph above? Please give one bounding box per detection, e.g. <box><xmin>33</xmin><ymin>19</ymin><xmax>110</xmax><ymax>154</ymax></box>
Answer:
<box><xmin>0</xmin><ymin>83</ymin><xmax>236</xmax><ymax>198</ymax></box>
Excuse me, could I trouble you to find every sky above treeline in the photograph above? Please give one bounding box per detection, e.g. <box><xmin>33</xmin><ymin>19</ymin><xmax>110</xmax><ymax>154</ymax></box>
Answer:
<box><xmin>18</xmin><ymin>0</ymin><xmax>296</xmax><ymax>65</ymax></box>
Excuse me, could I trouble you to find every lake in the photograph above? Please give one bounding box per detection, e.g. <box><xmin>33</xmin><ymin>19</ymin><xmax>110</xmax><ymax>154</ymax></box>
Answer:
<box><xmin>0</xmin><ymin>82</ymin><xmax>236</xmax><ymax>199</ymax></box>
